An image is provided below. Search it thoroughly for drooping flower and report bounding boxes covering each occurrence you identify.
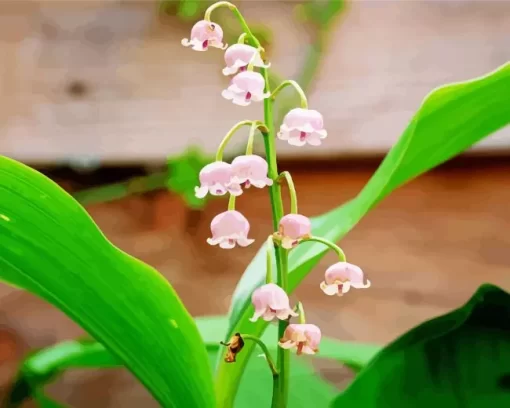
[181,20,227,51]
[231,155,273,189]
[278,108,327,147]
[222,44,270,76]
[276,214,312,249]
[195,161,242,199]
[249,283,298,322]
[320,262,371,296]
[221,71,270,106]
[207,210,254,249]
[278,324,321,355]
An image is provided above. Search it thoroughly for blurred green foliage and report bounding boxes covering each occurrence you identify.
[166,147,212,209]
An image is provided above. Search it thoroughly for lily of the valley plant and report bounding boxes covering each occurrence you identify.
[183,2,371,407]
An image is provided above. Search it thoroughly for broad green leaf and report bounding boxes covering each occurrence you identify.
[0,157,215,408]
[332,284,510,407]
[24,339,121,375]
[3,339,122,407]
[215,62,510,406]
[207,347,337,408]
[31,391,66,408]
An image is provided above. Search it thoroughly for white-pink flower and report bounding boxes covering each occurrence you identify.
[181,20,227,51]
[221,71,270,107]
[250,283,298,322]
[277,214,312,249]
[207,210,254,249]
[278,324,321,355]
[195,161,242,199]
[231,155,273,189]
[222,44,270,76]
[320,262,371,296]
[278,108,327,146]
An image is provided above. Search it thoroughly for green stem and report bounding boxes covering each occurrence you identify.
[276,171,298,214]
[299,236,347,261]
[216,120,267,161]
[270,80,308,109]
[205,2,261,49]
[296,302,306,325]
[241,334,279,376]
[266,235,274,284]
[245,122,258,155]
[261,66,289,408]
[206,4,288,406]
[228,194,236,211]
[237,32,247,44]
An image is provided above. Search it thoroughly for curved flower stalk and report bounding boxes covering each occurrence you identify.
[182,2,370,407]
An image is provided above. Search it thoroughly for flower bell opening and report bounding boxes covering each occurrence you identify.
[207,210,254,249]
[222,43,270,76]
[278,324,322,356]
[250,283,298,322]
[278,108,328,147]
[221,71,270,106]
[195,161,242,199]
[320,262,371,296]
[181,20,227,52]
[275,214,312,249]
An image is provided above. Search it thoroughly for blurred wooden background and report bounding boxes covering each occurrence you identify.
[0,0,509,164]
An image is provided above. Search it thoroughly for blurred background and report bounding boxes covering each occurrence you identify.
[1,0,510,406]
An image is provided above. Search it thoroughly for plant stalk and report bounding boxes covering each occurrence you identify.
[241,334,279,376]
[261,66,289,408]
[207,3,290,405]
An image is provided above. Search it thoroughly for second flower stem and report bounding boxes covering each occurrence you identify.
[276,171,298,214]
[261,66,290,408]
[241,334,279,376]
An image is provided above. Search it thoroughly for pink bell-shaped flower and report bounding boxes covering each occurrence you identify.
[207,210,254,249]
[221,71,270,107]
[278,108,328,147]
[195,161,242,199]
[231,155,273,189]
[249,283,298,322]
[222,44,270,76]
[278,324,321,355]
[320,262,371,296]
[277,214,312,249]
[181,20,227,52]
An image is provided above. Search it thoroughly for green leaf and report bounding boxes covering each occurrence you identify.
[23,339,121,376]
[31,391,66,408]
[332,284,510,407]
[0,157,215,408]
[3,339,122,407]
[5,316,379,407]
[215,62,510,406]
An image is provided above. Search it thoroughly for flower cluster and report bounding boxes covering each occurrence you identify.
[183,3,371,367]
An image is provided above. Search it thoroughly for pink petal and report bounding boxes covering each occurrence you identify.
[324,262,367,286]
